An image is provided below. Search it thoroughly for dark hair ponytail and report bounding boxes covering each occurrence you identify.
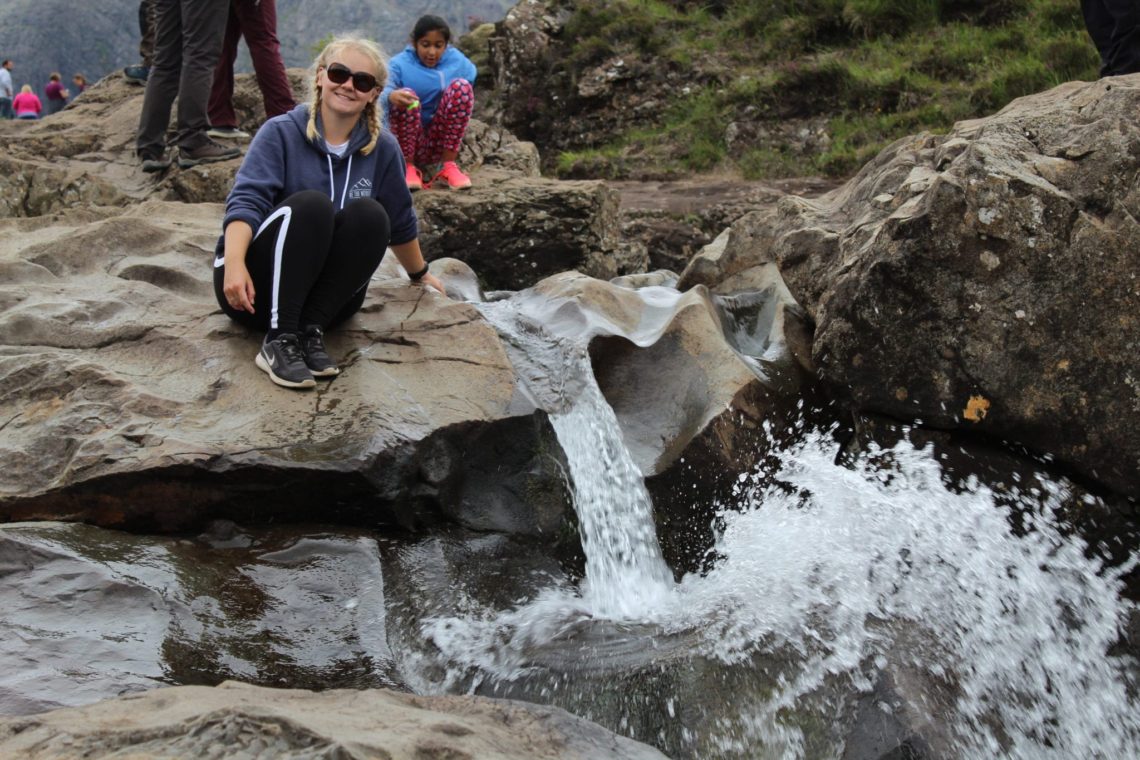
[412,14,451,44]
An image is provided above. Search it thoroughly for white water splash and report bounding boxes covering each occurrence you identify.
[442,292,1139,758]
[420,430,1139,758]
[667,431,1138,757]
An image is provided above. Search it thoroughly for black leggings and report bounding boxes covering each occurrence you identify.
[214,190,390,333]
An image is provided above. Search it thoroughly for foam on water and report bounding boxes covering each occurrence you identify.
[422,427,1138,757]
[667,431,1138,756]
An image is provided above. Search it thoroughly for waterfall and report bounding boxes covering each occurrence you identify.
[548,365,675,619]
[410,289,1139,759]
[477,297,674,620]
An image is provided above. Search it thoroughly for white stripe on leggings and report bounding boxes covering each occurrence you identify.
[254,206,293,330]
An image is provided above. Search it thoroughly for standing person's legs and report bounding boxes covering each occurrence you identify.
[0,98,12,119]
[207,0,242,130]
[136,0,183,158]
[1082,0,1140,76]
[139,0,157,67]
[174,0,229,151]
[239,0,296,118]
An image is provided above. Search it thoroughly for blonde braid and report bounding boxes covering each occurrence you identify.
[306,86,322,144]
[359,101,381,156]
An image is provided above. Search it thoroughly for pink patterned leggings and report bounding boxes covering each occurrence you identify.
[389,79,474,167]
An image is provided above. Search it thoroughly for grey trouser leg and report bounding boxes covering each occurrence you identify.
[136,0,228,156]
[138,0,157,66]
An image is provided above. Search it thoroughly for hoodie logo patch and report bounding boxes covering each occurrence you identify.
[348,177,373,199]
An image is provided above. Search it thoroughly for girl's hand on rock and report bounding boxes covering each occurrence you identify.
[224,262,256,313]
[420,272,446,295]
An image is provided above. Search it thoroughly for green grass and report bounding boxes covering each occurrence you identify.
[551,0,1101,180]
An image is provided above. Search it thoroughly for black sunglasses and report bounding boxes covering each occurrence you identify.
[324,63,378,92]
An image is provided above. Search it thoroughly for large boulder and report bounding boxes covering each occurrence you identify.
[0,679,668,759]
[0,200,569,537]
[680,76,1140,499]
[417,170,639,290]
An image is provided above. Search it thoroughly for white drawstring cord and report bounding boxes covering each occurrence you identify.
[341,156,352,209]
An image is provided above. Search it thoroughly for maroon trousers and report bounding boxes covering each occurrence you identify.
[207,0,295,128]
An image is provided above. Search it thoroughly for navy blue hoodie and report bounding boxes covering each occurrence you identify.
[216,104,417,260]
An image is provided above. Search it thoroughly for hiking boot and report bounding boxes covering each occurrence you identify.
[178,139,241,168]
[208,126,251,139]
[139,150,171,173]
[123,64,150,85]
[301,325,339,377]
[405,164,423,192]
[255,333,316,389]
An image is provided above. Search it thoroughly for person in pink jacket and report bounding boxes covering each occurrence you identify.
[12,85,41,119]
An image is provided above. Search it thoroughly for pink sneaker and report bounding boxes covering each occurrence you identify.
[405,164,423,192]
[432,161,472,191]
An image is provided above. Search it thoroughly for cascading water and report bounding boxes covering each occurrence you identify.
[404,289,1139,759]
[548,378,675,618]
[475,296,675,619]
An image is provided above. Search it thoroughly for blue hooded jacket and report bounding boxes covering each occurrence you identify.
[217,104,417,259]
[381,44,477,129]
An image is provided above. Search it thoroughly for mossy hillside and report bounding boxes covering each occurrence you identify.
[551,0,1099,180]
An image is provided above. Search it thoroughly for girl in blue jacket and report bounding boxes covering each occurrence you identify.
[216,35,445,390]
[382,14,477,192]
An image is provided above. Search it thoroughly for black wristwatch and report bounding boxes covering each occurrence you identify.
[408,262,429,281]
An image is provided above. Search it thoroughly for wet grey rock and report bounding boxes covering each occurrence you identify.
[417,171,639,290]
[0,522,402,715]
[0,200,570,536]
[502,271,823,573]
[680,76,1140,499]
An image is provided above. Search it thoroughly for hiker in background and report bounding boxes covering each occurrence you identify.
[13,85,41,119]
[207,0,296,140]
[72,73,88,98]
[1082,0,1140,76]
[0,60,13,119]
[44,73,69,116]
[216,35,444,390]
[136,0,240,173]
[124,0,156,85]
[382,14,476,192]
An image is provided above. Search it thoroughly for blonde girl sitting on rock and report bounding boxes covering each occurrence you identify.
[216,34,444,390]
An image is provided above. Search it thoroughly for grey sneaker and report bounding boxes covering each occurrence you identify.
[139,150,171,173]
[178,139,241,168]
[301,325,339,377]
[207,126,251,139]
[255,333,316,389]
